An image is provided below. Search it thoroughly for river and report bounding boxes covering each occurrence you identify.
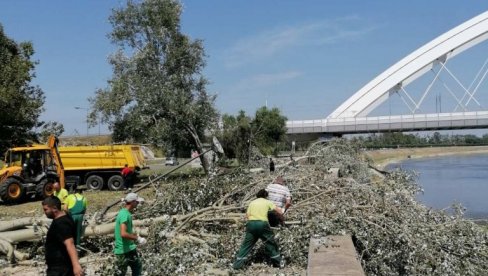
[386,154,488,219]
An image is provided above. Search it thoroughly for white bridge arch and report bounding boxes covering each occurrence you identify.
[287,10,488,136]
[329,10,488,119]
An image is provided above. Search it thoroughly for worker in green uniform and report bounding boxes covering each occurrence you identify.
[114,192,146,276]
[65,187,87,247]
[233,189,284,270]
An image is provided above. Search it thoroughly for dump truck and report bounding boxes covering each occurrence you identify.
[0,135,65,204]
[58,145,147,191]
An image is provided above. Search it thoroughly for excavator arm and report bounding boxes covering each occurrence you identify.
[47,135,65,189]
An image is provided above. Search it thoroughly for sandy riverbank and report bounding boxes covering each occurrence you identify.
[364,145,488,169]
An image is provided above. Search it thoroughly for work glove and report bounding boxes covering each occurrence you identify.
[137,236,147,245]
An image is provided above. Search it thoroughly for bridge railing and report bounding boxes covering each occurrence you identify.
[286,119,327,133]
[287,111,488,133]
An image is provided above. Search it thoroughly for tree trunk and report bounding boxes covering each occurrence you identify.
[186,124,210,175]
[0,216,170,244]
[0,217,49,232]
[0,216,171,262]
[0,239,29,263]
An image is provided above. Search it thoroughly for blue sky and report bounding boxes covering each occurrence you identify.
[1,1,488,136]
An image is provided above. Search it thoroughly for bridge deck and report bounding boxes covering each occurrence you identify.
[307,235,365,276]
[287,111,488,135]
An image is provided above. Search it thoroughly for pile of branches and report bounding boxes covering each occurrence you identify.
[1,139,487,275]
[97,139,487,275]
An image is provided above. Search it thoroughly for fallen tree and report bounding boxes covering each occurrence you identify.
[0,139,486,275]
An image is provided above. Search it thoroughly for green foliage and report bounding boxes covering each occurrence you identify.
[38,121,64,143]
[218,107,287,164]
[0,24,45,153]
[252,106,287,155]
[89,0,218,173]
[353,131,488,148]
[219,111,251,163]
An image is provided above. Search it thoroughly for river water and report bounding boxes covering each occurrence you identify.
[386,154,488,219]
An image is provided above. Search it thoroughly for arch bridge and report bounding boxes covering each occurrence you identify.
[288,10,488,138]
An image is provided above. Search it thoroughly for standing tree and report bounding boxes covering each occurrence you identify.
[251,106,287,156]
[0,24,45,153]
[218,111,252,163]
[89,0,218,174]
[219,107,287,164]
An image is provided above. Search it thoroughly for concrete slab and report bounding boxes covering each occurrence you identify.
[307,235,365,276]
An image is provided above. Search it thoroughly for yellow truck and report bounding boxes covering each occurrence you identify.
[0,140,147,204]
[59,145,147,191]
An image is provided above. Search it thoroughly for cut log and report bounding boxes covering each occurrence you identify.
[0,216,171,245]
[0,217,49,232]
[0,238,29,263]
[0,226,48,243]
[84,216,170,237]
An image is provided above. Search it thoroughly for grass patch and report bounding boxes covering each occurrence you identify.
[0,163,203,219]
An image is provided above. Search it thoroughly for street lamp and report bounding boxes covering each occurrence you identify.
[74,106,89,136]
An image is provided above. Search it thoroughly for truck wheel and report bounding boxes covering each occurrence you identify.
[36,178,55,199]
[86,175,104,190]
[0,178,25,204]
[107,175,124,191]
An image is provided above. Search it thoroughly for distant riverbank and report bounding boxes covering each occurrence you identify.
[365,146,488,169]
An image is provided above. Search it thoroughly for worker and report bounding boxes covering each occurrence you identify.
[121,164,134,190]
[266,176,292,227]
[114,192,146,276]
[266,176,292,212]
[290,154,297,168]
[42,196,83,276]
[269,158,275,173]
[65,187,87,247]
[27,151,42,177]
[53,181,69,210]
[233,189,284,270]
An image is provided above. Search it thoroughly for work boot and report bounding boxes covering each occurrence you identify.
[279,258,285,268]
[272,257,285,268]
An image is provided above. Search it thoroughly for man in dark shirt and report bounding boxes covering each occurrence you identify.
[42,196,83,276]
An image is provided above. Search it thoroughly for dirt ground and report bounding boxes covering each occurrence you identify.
[364,145,488,168]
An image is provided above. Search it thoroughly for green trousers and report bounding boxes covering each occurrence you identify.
[233,220,281,269]
[71,214,84,246]
[68,194,86,247]
[115,249,142,276]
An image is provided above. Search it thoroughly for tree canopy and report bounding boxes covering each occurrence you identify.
[352,131,488,148]
[252,106,288,154]
[89,0,218,173]
[219,107,287,163]
[0,24,45,153]
[38,121,65,143]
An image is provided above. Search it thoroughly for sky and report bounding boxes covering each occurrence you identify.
[1,0,488,136]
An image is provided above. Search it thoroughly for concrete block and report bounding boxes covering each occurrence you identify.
[307,235,365,276]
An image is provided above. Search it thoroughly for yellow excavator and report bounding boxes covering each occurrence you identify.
[0,135,65,204]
